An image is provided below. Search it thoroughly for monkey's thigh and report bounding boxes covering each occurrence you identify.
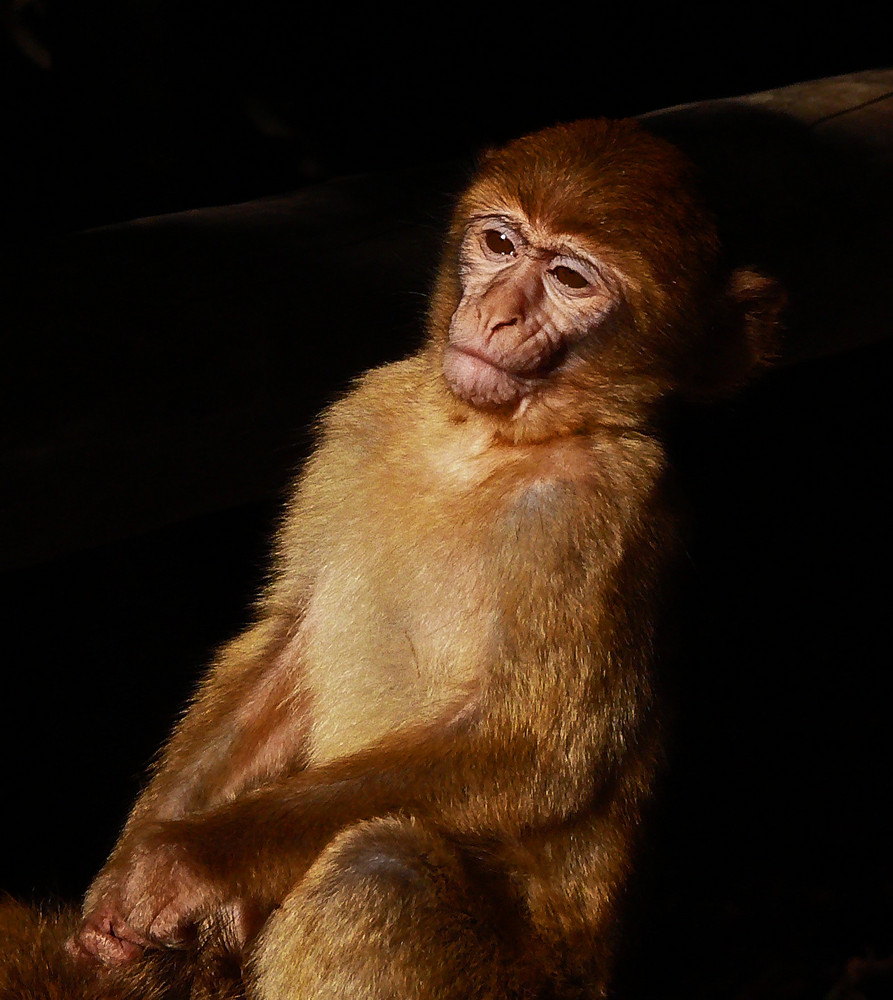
[248,816,521,1000]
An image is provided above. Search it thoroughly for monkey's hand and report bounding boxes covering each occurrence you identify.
[67,896,148,967]
[70,822,232,965]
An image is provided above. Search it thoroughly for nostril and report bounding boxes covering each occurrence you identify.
[489,317,519,334]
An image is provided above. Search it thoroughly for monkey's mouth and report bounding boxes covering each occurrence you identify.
[442,345,527,409]
[442,345,563,410]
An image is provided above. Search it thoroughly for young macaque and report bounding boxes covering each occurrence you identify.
[3,118,782,1000]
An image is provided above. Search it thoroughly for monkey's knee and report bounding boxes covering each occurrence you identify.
[248,817,505,1000]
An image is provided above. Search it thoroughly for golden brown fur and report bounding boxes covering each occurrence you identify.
[2,119,782,999]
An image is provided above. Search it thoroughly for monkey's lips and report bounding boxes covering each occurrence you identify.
[442,345,535,409]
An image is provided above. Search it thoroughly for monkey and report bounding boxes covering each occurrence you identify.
[1,118,783,1000]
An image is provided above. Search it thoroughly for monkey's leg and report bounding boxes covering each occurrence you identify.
[247,816,537,1000]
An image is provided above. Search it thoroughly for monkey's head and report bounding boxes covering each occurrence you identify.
[428,118,783,442]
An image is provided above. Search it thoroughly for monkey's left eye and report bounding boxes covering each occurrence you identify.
[484,230,516,256]
[551,265,589,290]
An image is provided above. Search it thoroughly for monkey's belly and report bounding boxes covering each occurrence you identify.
[299,556,490,766]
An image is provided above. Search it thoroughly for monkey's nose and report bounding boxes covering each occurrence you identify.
[488,316,520,336]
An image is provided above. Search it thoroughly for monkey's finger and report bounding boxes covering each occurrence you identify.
[66,918,146,966]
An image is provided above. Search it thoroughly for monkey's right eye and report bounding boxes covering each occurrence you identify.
[484,230,516,256]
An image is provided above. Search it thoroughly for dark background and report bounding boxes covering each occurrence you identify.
[3,3,891,237]
[2,4,892,998]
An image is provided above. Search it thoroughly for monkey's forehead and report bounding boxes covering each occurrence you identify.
[461,118,710,244]
[459,172,702,242]
[484,118,694,187]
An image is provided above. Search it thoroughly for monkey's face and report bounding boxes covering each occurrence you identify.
[429,119,782,441]
[443,212,625,413]
[429,120,727,439]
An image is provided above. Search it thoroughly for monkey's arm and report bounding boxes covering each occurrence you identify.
[77,594,663,964]
[74,600,317,966]
[108,465,335,830]
[117,407,369,832]
[121,612,310,825]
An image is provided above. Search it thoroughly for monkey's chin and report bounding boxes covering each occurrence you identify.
[442,345,528,411]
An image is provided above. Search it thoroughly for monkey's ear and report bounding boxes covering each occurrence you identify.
[691,268,786,399]
[727,267,786,374]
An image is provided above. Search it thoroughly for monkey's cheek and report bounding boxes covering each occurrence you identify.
[442,346,526,410]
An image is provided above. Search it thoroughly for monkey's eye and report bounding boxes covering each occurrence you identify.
[551,265,589,290]
[483,229,516,256]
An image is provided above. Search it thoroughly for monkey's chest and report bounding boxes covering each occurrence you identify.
[298,519,494,766]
